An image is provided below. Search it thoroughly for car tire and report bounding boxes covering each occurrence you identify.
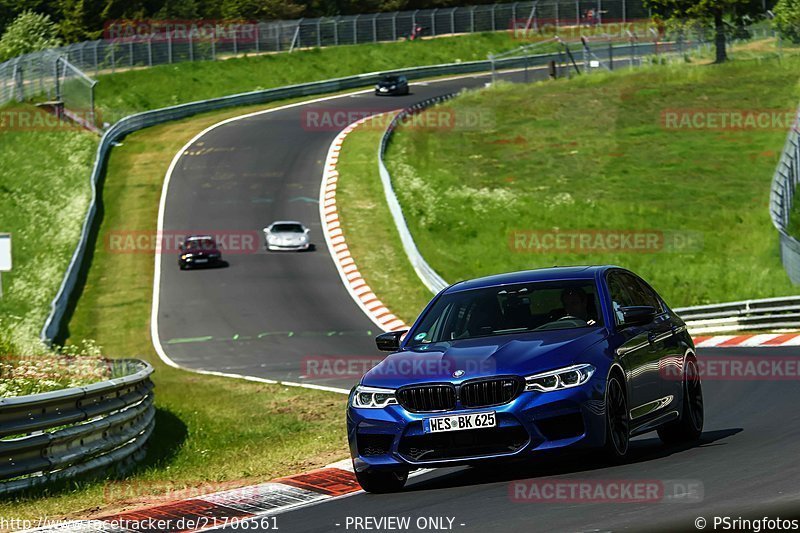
[657,358,703,445]
[603,374,629,460]
[179,262,187,270]
[355,468,408,493]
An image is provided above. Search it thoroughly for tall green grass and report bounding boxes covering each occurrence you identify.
[0,107,97,345]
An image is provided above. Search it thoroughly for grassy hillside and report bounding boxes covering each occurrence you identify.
[380,53,800,308]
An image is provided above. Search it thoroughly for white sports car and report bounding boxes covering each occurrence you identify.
[263,221,311,251]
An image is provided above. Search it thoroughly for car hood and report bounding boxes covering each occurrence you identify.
[361,328,608,389]
[184,247,220,255]
[268,232,307,241]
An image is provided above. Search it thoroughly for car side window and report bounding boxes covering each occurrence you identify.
[607,272,634,325]
[631,276,664,313]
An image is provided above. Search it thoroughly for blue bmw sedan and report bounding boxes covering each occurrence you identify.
[347,266,704,493]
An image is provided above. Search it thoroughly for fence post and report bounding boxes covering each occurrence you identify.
[317,20,322,47]
[555,1,560,28]
[470,6,475,33]
[372,14,377,41]
[168,34,173,63]
[277,22,282,51]
[147,38,152,66]
[451,8,455,34]
[491,4,497,31]
[189,34,194,61]
[576,0,580,26]
[110,44,116,72]
[233,26,238,54]
[255,24,260,53]
[432,9,437,36]
[623,0,627,23]
[354,15,359,44]
[93,42,99,77]
[129,41,134,66]
[392,13,397,40]
[335,18,340,45]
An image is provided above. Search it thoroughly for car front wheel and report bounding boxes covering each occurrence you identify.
[658,358,703,444]
[603,374,629,460]
[355,468,408,493]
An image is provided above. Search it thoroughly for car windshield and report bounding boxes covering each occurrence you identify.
[407,280,603,346]
[271,224,304,233]
[382,76,399,83]
[185,238,215,250]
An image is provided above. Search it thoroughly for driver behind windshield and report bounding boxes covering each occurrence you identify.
[560,287,594,324]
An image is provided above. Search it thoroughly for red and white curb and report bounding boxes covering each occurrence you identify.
[23,463,362,532]
[693,333,800,348]
[23,460,432,532]
[319,114,408,333]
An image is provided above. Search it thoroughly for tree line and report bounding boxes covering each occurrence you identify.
[0,0,517,43]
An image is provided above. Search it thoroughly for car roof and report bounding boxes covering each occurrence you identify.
[269,221,305,227]
[443,266,618,294]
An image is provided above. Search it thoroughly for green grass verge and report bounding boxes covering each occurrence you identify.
[335,115,434,326]
[94,31,557,121]
[0,108,97,346]
[381,53,800,310]
[0,100,351,521]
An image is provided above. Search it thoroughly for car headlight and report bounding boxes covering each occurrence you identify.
[525,364,595,392]
[351,385,397,408]
[181,254,189,260]
[390,85,396,89]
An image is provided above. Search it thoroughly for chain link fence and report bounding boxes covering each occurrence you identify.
[0,0,652,109]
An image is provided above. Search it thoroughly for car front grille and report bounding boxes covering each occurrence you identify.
[397,385,456,412]
[398,425,529,462]
[460,378,522,408]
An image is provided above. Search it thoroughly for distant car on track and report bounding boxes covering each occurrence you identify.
[263,221,311,251]
[375,75,409,96]
[178,235,222,270]
[347,266,703,493]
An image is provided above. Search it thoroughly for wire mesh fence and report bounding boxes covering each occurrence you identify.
[0,0,655,109]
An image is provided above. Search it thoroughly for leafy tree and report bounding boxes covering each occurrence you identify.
[646,0,767,63]
[0,10,61,60]
[773,0,800,43]
[221,0,304,20]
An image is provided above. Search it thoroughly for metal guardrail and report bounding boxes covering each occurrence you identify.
[0,359,154,495]
[40,41,665,343]
[770,108,800,284]
[675,296,800,334]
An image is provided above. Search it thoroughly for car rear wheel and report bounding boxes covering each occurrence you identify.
[355,468,408,493]
[658,358,703,445]
[603,374,629,460]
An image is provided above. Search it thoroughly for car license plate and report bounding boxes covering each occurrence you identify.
[194,258,208,263]
[426,411,496,433]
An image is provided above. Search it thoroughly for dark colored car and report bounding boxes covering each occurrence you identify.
[347,266,703,493]
[375,75,410,96]
[178,235,222,270]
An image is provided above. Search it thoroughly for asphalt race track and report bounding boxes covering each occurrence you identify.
[155,69,533,390]
[215,347,800,532]
[155,73,800,530]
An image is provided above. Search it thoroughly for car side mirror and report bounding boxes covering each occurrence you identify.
[304,228,310,233]
[376,330,407,352]
[620,306,656,327]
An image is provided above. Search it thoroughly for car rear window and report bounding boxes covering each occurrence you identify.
[271,224,304,233]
